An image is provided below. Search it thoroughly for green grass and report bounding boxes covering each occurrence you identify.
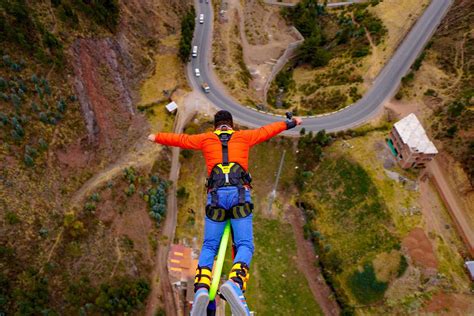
[301,156,399,305]
[222,214,322,315]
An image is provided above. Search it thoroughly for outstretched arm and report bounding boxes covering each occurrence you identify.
[242,118,302,146]
[147,132,207,150]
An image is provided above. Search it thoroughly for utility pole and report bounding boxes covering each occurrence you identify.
[268,150,286,213]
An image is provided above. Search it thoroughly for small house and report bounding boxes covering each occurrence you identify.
[388,113,438,168]
[465,261,474,281]
[166,101,178,113]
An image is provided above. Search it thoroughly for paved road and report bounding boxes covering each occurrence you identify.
[189,0,452,135]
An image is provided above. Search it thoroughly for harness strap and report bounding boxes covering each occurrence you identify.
[238,186,245,204]
[220,133,231,166]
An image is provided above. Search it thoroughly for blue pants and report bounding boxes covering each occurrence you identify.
[198,186,254,269]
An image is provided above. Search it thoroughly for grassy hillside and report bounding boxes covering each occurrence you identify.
[294,128,472,314]
[396,0,473,185]
[0,0,190,314]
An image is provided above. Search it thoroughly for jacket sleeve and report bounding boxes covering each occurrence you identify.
[241,121,287,147]
[154,132,207,150]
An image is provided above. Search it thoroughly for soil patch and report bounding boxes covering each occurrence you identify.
[402,227,438,273]
[424,292,474,315]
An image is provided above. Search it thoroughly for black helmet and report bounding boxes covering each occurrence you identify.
[214,110,233,128]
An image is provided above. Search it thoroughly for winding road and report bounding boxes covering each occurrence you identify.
[188,0,452,134]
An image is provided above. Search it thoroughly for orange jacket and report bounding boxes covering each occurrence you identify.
[154,121,287,175]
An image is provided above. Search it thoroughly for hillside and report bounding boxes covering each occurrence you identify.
[0,0,189,314]
[392,0,473,222]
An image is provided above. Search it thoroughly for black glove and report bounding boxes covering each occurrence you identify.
[286,119,297,130]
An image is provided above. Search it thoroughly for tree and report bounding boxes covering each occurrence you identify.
[297,37,331,68]
[24,154,34,167]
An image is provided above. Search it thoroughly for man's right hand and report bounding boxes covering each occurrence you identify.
[293,117,302,125]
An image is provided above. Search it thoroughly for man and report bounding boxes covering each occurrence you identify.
[148,110,302,315]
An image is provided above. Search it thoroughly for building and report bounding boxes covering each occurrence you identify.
[165,101,178,113]
[465,261,474,281]
[168,244,199,315]
[388,113,438,169]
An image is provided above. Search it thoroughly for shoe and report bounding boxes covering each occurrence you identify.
[220,280,250,316]
[190,288,209,316]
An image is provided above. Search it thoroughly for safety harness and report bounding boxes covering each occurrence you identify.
[205,129,253,222]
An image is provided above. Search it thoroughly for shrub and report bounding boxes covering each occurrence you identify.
[56,99,66,113]
[94,278,150,314]
[89,192,100,202]
[395,90,403,100]
[74,0,120,31]
[0,112,8,125]
[84,202,96,213]
[412,51,426,71]
[25,145,38,158]
[5,211,21,224]
[424,89,437,97]
[38,138,48,151]
[352,46,370,58]
[24,154,34,167]
[401,72,415,85]
[177,186,189,200]
[126,183,136,196]
[446,124,458,138]
[347,262,388,304]
[397,255,408,277]
[12,269,54,315]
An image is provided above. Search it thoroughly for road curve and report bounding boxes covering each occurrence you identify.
[189,0,452,135]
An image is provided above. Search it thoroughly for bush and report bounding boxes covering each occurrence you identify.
[75,0,120,31]
[412,51,426,71]
[352,46,370,58]
[38,138,48,151]
[12,269,54,315]
[5,211,21,224]
[84,202,96,213]
[424,89,437,97]
[347,262,388,304]
[24,154,34,167]
[94,278,150,314]
[297,37,331,67]
[401,72,415,85]
[397,255,408,277]
[126,183,136,196]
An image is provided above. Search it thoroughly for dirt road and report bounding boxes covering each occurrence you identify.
[287,206,340,316]
[427,158,474,256]
[146,100,198,316]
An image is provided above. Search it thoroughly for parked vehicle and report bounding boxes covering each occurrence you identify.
[201,82,210,93]
[199,14,204,24]
[195,68,200,77]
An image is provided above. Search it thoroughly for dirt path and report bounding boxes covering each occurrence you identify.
[43,138,161,267]
[146,95,199,316]
[427,158,474,256]
[286,206,340,316]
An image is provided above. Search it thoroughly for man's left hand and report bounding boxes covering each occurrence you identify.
[147,134,156,142]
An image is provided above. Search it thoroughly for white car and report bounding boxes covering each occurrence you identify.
[195,68,200,77]
[192,46,198,57]
[199,14,204,24]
